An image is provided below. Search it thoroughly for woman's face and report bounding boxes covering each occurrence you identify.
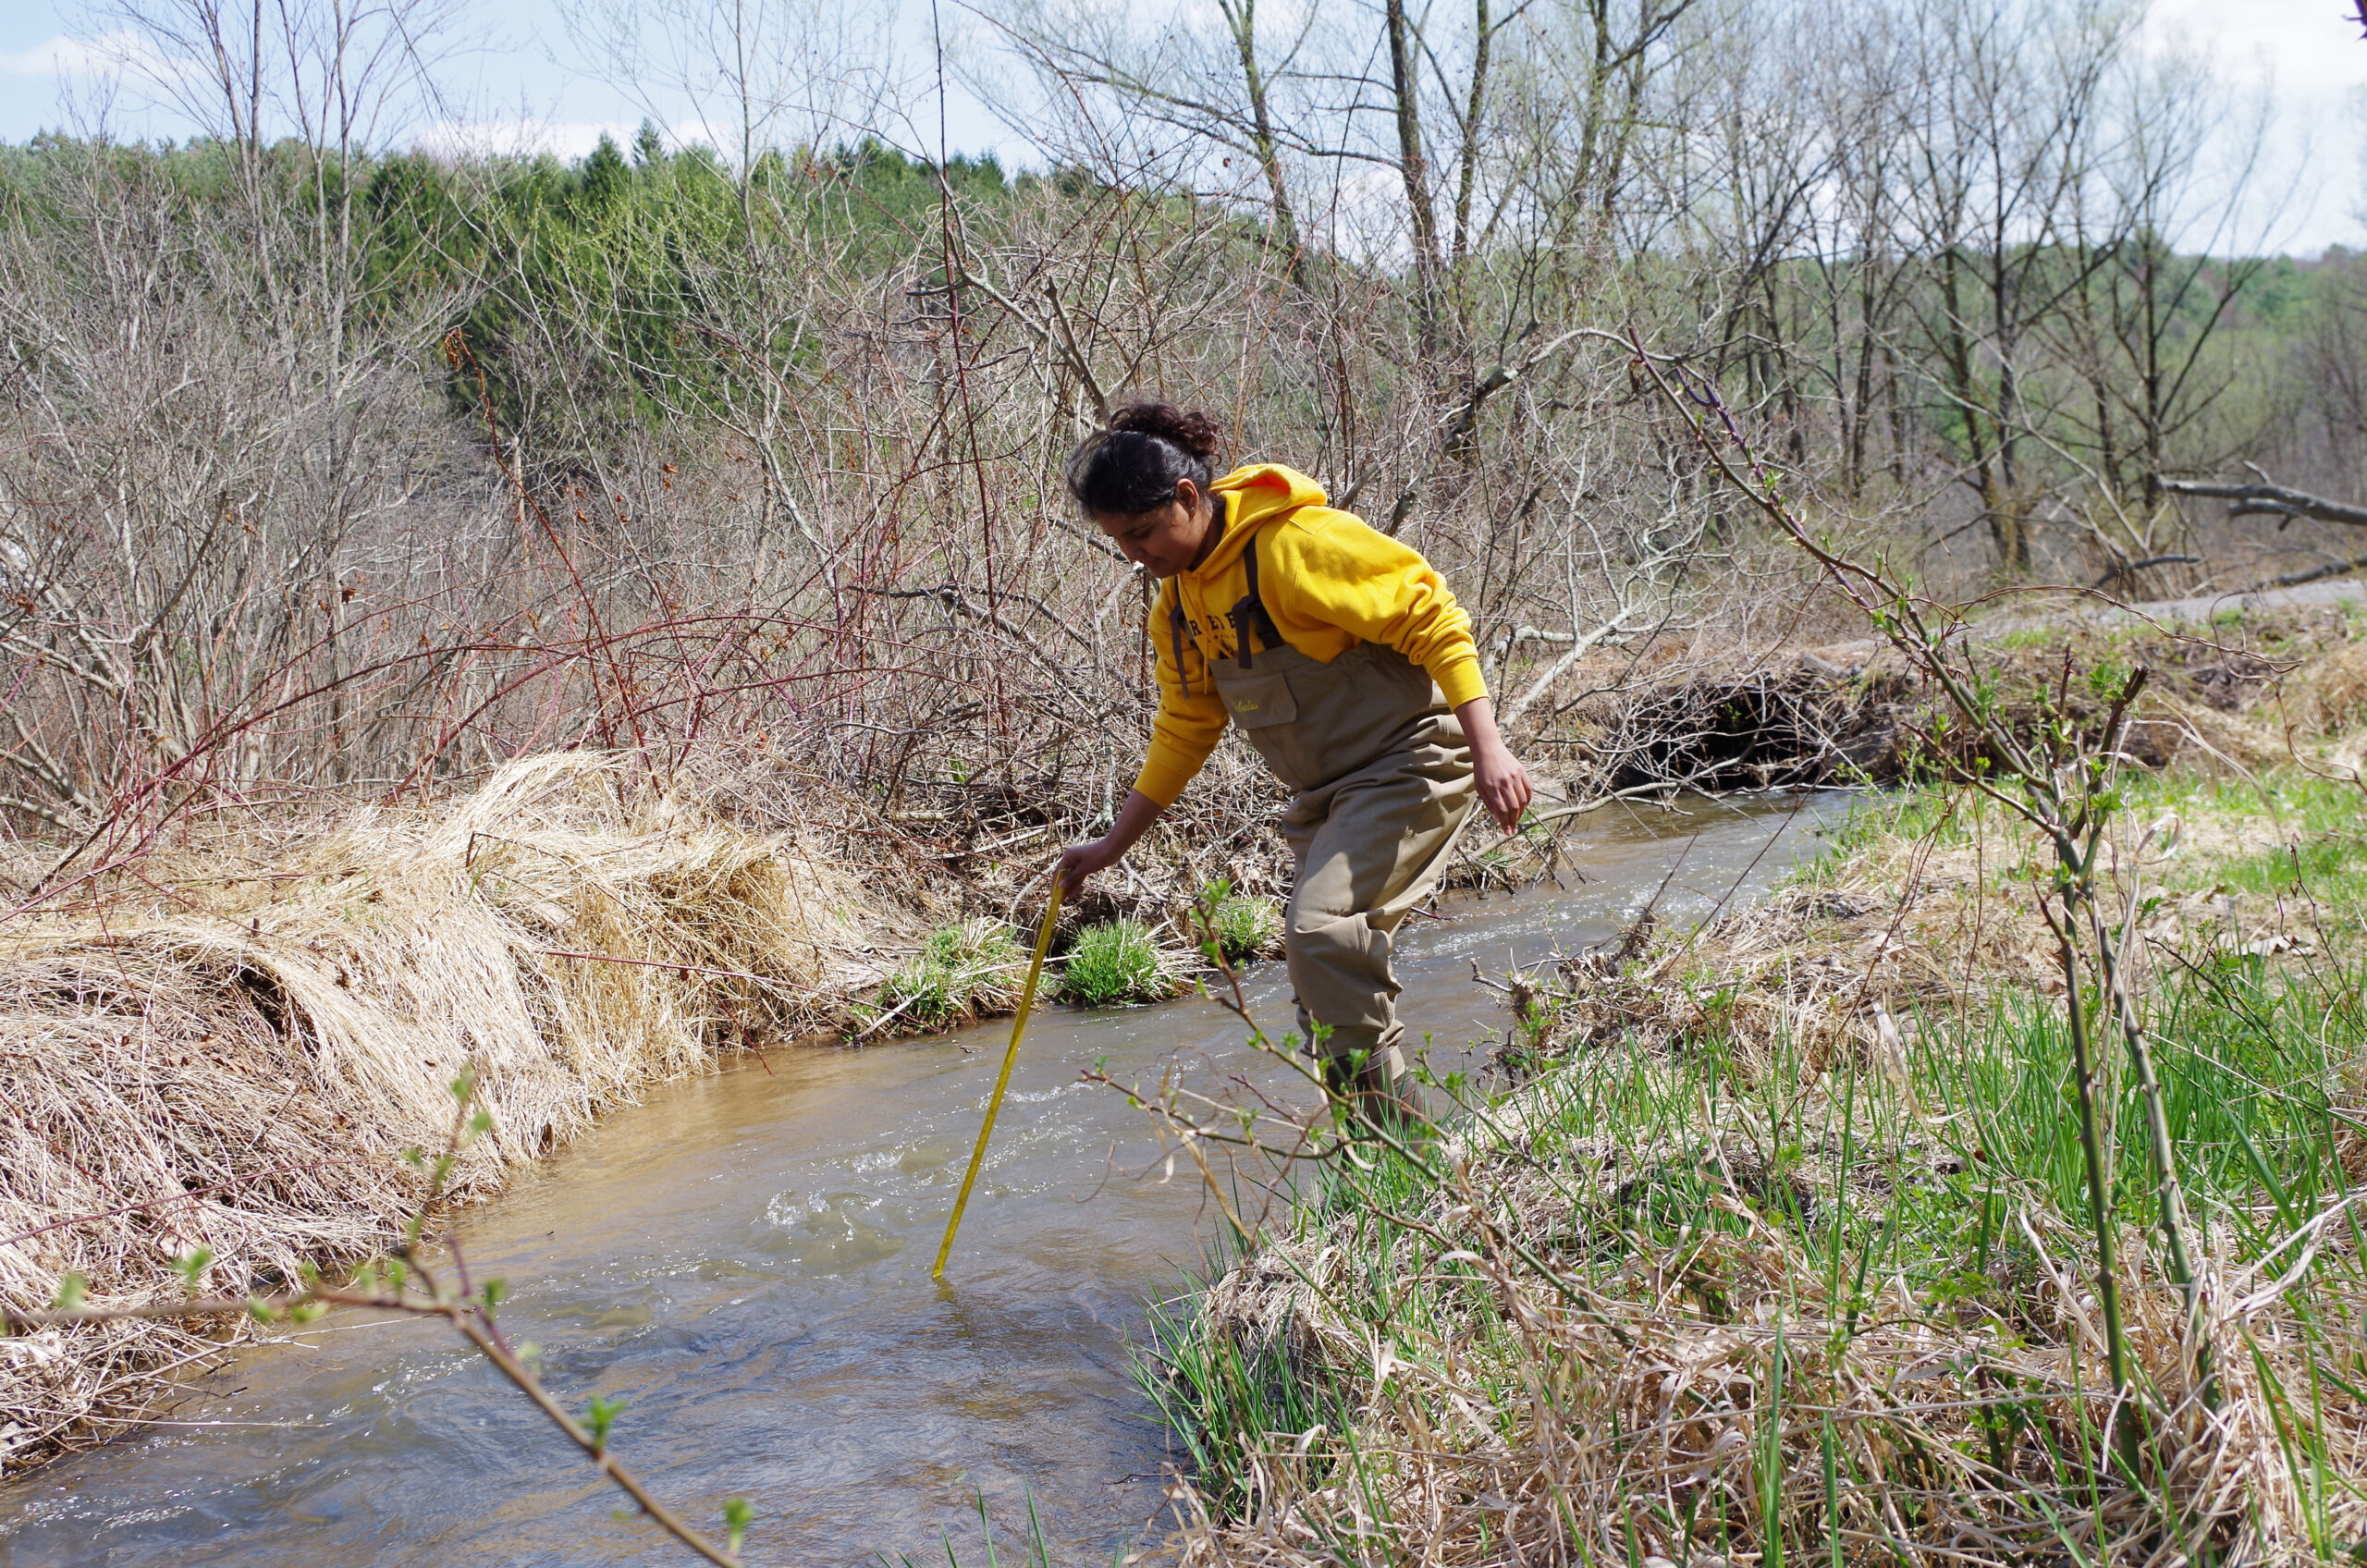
[1092,479,1217,579]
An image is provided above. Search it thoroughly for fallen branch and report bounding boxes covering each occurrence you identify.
[2252,554,2367,592]
[2091,555,2201,589]
[2159,476,2367,530]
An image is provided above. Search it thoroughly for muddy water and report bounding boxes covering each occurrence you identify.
[0,791,1847,1568]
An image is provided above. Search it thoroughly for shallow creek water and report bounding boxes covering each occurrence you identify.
[1,791,1848,1568]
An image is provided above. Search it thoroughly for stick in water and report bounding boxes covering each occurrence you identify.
[931,884,1064,1280]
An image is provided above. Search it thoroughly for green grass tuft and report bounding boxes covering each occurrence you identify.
[1057,918,1177,1007]
[1206,893,1281,962]
[867,918,1022,1031]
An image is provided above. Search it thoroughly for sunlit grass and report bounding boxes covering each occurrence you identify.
[1139,772,2367,1561]
[1056,918,1178,1008]
[867,918,1023,1031]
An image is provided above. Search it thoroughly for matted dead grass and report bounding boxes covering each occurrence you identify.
[1156,786,2367,1565]
[0,752,886,1472]
[1168,1167,2354,1564]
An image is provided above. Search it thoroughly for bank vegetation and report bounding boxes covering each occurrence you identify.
[1128,595,2367,1565]
[2,0,2365,1536]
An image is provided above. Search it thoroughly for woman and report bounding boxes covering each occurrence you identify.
[1054,403,1533,1110]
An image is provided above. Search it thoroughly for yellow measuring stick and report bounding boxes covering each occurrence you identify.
[931,883,1064,1280]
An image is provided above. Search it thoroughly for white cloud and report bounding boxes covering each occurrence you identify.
[2135,0,2367,256]
[0,30,199,83]
[413,117,635,160]
[412,116,745,163]
[2141,0,2367,102]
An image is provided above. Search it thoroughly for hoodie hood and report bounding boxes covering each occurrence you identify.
[1196,463,1329,578]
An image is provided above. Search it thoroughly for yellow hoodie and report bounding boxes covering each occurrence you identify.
[1134,463,1487,806]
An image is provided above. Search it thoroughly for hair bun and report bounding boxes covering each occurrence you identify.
[1109,401,1220,462]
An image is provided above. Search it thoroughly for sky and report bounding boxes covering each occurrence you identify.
[2137,0,2367,254]
[0,0,2361,255]
[0,0,1027,169]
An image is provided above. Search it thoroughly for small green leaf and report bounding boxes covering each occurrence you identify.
[584,1392,626,1452]
[723,1495,754,1553]
[174,1248,214,1291]
[51,1272,87,1312]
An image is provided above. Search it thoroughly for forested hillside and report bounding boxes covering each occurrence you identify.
[0,0,2359,847]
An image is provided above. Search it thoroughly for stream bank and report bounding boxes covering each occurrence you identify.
[1150,766,2367,1565]
[0,589,2348,1488]
[0,793,1846,1564]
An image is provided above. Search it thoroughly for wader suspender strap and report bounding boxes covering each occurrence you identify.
[1229,532,1286,670]
[1163,506,1286,692]
[1166,582,1192,696]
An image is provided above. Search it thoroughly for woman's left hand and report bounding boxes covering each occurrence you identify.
[1453,695,1532,833]
[1472,737,1533,833]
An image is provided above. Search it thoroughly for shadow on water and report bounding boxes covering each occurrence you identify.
[0,790,1851,1567]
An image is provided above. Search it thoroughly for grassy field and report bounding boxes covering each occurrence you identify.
[1139,767,2367,1564]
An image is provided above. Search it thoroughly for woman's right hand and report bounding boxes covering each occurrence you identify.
[1055,836,1123,900]
[1053,790,1165,900]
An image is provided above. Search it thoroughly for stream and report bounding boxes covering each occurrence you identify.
[0,790,1849,1568]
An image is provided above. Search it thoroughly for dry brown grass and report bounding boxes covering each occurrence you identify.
[1170,1179,2348,1564]
[0,751,885,1471]
[2264,643,2367,739]
[1151,781,2367,1566]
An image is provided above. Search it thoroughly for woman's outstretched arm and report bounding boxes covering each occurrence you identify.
[1055,789,1165,898]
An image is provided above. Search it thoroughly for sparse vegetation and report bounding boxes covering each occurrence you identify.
[1138,770,2367,1562]
[869,919,1024,1032]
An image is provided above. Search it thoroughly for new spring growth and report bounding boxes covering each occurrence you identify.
[584,1393,625,1452]
[723,1496,753,1554]
[175,1248,214,1291]
[49,1272,86,1312]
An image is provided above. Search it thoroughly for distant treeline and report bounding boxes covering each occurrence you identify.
[0,0,2362,839]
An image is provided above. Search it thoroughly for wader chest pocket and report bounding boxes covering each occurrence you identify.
[1221,672,1297,729]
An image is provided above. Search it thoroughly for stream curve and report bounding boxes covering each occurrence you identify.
[0,790,1846,1567]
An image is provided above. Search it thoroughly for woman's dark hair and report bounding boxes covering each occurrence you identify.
[1065,402,1221,516]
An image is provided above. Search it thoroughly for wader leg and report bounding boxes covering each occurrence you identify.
[1282,744,1477,1117]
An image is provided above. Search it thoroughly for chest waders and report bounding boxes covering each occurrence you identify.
[1168,526,1479,1108]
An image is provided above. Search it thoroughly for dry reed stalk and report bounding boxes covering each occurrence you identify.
[1171,1182,2357,1564]
[1155,784,2367,1565]
[0,752,881,1472]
